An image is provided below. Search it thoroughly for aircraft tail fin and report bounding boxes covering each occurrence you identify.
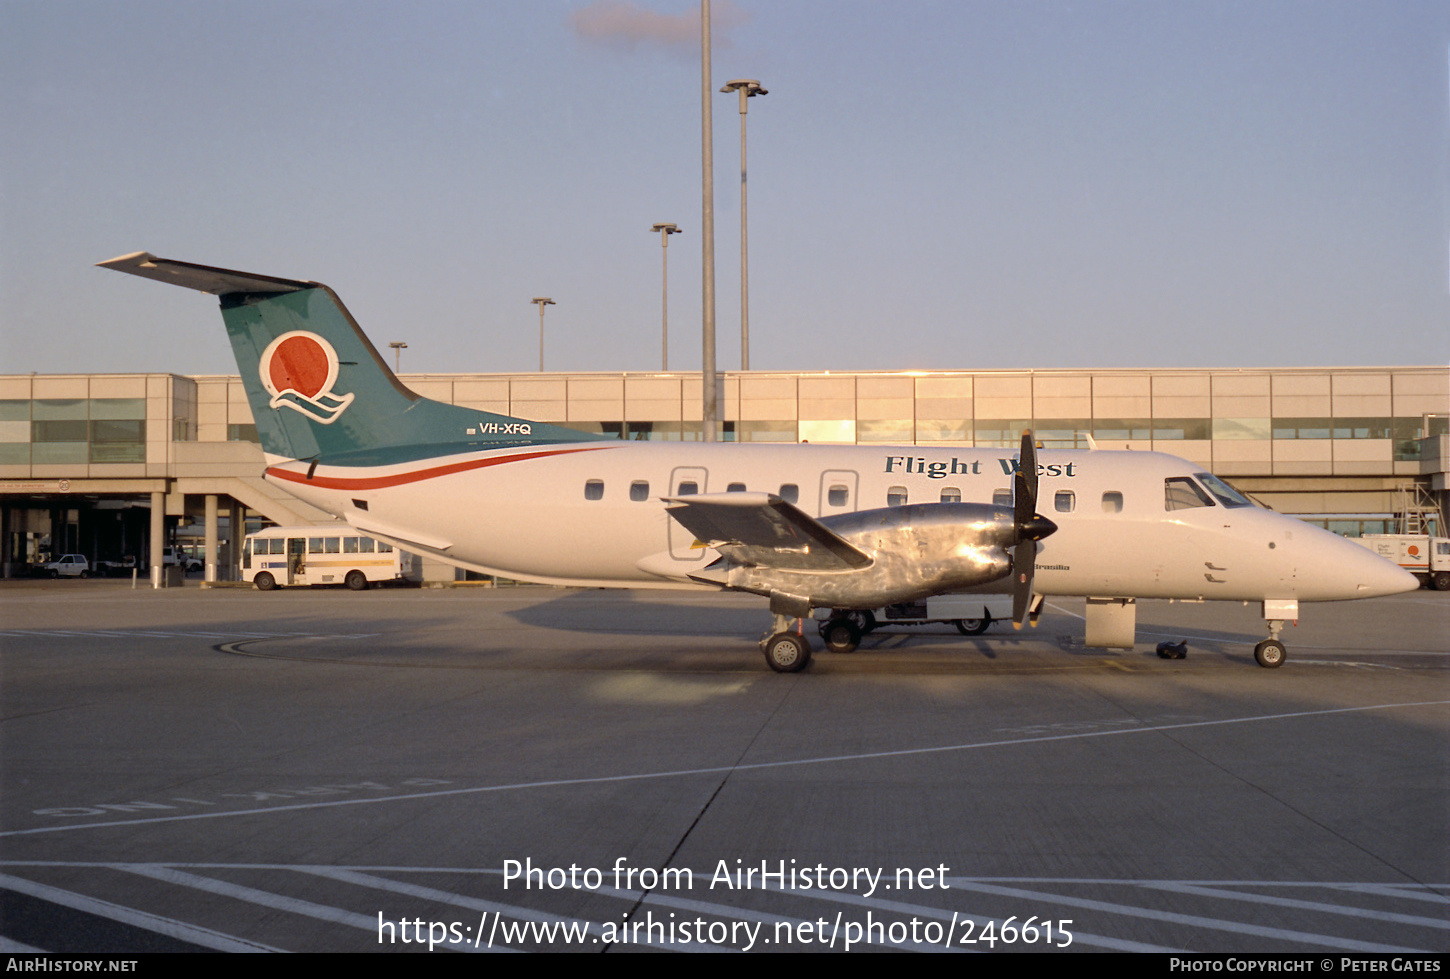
[98,252,603,462]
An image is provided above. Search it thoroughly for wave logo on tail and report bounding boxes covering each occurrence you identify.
[258,331,355,425]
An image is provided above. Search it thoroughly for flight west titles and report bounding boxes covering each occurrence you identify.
[883,455,1078,479]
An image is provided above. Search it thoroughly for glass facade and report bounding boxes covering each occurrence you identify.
[2,398,147,464]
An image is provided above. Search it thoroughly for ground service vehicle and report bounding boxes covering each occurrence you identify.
[241,527,418,590]
[818,595,1017,652]
[39,554,90,578]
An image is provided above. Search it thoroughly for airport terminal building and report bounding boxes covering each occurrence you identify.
[1,365,1446,581]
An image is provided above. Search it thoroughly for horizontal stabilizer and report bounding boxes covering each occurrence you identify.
[98,252,312,296]
[664,493,871,572]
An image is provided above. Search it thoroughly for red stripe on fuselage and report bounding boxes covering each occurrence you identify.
[265,445,615,490]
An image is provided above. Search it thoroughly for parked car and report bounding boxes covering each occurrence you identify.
[40,554,91,578]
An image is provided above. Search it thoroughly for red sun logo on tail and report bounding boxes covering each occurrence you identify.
[258,331,355,424]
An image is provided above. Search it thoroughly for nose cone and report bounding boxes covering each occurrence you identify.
[1316,532,1420,600]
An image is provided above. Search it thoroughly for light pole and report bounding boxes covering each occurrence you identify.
[388,341,408,372]
[531,298,554,371]
[701,0,716,441]
[650,223,681,370]
[720,78,766,371]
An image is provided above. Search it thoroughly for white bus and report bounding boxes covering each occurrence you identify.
[241,527,419,591]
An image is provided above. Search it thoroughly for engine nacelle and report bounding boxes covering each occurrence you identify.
[698,503,1018,611]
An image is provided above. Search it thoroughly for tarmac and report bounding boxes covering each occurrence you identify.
[1,579,1446,953]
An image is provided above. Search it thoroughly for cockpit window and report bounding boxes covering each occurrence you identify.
[1195,472,1254,508]
[1165,477,1214,511]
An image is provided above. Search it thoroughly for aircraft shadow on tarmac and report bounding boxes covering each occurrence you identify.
[501,590,1271,667]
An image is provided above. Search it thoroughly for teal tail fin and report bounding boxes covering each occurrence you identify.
[98,252,603,462]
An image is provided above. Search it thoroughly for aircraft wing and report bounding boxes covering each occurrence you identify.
[664,493,872,572]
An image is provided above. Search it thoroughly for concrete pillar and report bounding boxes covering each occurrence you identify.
[149,490,164,589]
[204,494,218,583]
[227,499,243,581]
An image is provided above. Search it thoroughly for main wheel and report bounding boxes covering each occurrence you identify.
[955,614,991,636]
[1254,639,1286,669]
[763,633,812,673]
[820,609,877,638]
[345,570,368,591]
[254,572,277,591]
[822,619,862,653]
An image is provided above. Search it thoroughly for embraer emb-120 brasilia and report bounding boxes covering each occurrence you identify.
[99,251,1417,672]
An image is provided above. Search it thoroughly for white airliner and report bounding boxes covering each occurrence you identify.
[99,251,1417,672]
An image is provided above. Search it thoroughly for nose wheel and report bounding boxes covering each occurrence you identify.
[1254,620,1287,668]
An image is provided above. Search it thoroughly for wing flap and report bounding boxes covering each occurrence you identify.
[664,493,871,571]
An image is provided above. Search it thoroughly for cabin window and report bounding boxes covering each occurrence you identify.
[992,488,1012,506]
[828,485,850,507]
[629,480,649,502]
[1054,490,1075,512]
[1164,477,1214,511]
[727,482,746,492]
[584,479,604,501]
[678,480,698,496]
[939,487,961,503]
[1101,491,1123,513]
[778,483,799,504]
[887,486,908,507]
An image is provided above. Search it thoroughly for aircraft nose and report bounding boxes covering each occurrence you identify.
[1330,534,1420,599]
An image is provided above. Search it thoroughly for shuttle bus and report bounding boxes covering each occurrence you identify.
[241,527,419,590]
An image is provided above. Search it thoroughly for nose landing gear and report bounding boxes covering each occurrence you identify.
[1254,619,1287,668]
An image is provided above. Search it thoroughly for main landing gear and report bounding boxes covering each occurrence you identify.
[761,614,813,673]
[817,609,875,654]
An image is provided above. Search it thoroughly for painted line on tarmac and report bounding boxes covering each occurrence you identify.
[0,871,279,952]
[5,699,1447,839]
[113,864,494,953]
[1139,880,1450,930]
[941,879,1427,953]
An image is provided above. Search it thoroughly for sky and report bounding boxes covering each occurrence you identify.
[3,0,1448,378]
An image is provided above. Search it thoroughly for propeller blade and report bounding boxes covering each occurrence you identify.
[1014,430,1038,532]
[1011,430,1056,628]
[1012,538,1035,626]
